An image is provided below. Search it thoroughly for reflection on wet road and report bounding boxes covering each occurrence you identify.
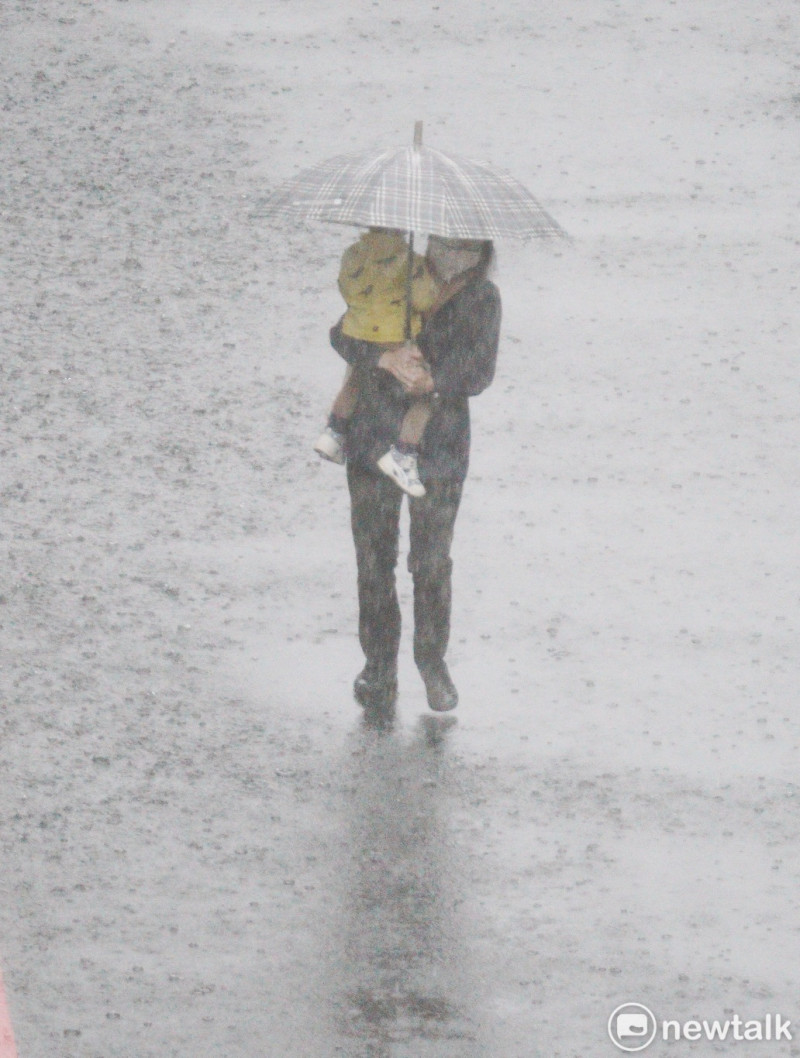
[326,713,489,1057]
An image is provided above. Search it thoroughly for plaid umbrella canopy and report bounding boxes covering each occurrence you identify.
[260,123,566,338]
[260,122,566,240]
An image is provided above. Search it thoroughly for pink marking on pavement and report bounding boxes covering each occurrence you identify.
[0,968,18,1058]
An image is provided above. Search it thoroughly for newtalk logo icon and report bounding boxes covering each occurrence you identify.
[608,1004,658,1052]
[608,1002,793,1051]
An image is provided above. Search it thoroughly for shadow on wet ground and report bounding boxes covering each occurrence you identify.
[326,711,490,1057]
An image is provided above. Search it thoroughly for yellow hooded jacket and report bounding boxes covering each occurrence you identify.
[338,230,439,343]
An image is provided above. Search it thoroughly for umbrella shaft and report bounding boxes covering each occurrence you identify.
[404,230,414,342]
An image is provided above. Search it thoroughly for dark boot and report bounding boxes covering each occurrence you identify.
[419,659,458,712]
[353,661,398,710]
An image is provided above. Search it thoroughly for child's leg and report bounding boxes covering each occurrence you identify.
[330,365,357,425]
[398,396,433,447]
[377,397,431,496]
[315,366,357,463]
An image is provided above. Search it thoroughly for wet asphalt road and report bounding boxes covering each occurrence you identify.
[3,2,800,1056]
[0,682,529,1057]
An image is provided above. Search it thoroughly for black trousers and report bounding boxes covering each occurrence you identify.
[347,461,463,673]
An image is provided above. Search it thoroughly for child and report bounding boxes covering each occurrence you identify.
[313,228,439,497]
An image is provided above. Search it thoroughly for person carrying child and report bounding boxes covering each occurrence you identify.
[330,234,500,713]
[313,227,439,496]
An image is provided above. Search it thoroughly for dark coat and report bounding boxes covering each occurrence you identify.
[330,276,501,483]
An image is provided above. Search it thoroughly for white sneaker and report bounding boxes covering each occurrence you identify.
[377,445,426,497]
[314,426,346,465]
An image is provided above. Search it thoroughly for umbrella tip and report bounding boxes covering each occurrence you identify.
[413,120,423,148]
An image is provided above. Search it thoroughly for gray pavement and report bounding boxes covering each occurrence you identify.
[2,2,799,1056]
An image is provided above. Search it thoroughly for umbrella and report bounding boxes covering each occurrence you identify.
[259,122,567,336]
[260,122,566,241]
